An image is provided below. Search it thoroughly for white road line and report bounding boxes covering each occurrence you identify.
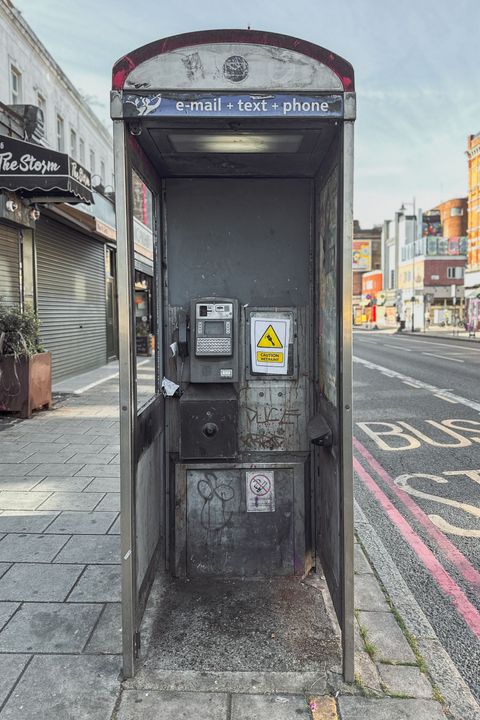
[387,344,412,352]
[382,337,480,352]
[422,352,464,363]
[402,381,421,388]
[433,394,458,404]
[353,355,480,412]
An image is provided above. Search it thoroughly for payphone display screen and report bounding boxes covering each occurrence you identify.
[204,321,224,336]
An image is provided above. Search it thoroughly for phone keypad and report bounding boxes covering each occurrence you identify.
[196,337,232,356]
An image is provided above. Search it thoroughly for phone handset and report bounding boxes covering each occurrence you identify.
[177,310,189,360]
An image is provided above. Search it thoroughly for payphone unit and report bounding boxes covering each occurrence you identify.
[189,297,239,383]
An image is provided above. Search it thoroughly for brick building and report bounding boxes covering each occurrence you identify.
[465,132,480,332]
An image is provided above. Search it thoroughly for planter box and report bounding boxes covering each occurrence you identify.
[0,352,52,419]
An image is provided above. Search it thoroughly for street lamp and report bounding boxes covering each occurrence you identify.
[400,199,416,332]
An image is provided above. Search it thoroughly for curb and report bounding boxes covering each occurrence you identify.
[399,331,480,343]
[354,501,479,720]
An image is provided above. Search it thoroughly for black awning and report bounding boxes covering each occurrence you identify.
[0,134,93,204]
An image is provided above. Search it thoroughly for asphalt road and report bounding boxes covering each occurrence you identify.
[353,331,480,700]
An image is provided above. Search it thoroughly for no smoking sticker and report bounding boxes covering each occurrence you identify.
[246,470,275,512]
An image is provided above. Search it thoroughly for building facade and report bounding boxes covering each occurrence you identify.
[352,221,382,324]
[465,132,480,332]
[0,0,127,381]
[381,200,467,330]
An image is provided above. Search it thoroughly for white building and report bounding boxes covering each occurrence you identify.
[0,0,113,187]
[0,0,121,381]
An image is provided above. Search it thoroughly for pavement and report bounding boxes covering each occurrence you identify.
[0,358,477,718]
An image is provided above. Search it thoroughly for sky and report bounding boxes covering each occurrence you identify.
[12,0,480,228]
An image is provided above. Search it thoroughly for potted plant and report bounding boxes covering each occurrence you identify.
[0,303,52,419]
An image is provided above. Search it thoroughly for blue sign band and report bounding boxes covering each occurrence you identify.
[123,93,344,119]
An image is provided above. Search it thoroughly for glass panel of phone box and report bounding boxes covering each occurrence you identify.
[132,170,156,409]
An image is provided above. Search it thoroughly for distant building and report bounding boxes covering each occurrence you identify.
[352,221,382,324]
[465,132,480,332]
[381,200,467,330]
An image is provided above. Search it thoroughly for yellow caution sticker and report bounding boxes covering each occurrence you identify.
[257,324,283,349]
[257,351,284,363]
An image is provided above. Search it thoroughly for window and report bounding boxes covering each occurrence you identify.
[100,160,105,184]
[90,149,95,174]
[10,65,22,104]
[79,138,85,165]
[56,115,64,151]
[450,207,464,217]
[447,266,464,279]
[70,129,77,158]
[37,93,46,127]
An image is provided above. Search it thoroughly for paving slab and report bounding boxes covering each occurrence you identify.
[84,477,120,493]
[0,465,41,477]
[54,434,104,445]
[67,564,121,602]
[0,602,103,652]
[0,654,121,720]
[0,510,59,533]
[20,451,76,464]
[37,491,105,511]
[54,534,120,564]
[337,696,445,719]
[0,532,68,562]
[19,442,70,453]
[107,514,121,534]
[26,463,86,477]
[232,693,311,719]
[84,602,121,654]
[377,664,433,699]
[0,653,31,707]
[0,562,83,601]
[357,611,416,664]
[0,564,12,580]
[45,511,118,534]
[0,491,52,510]
[31,476,94,492]
[0,452,42,464]
[0,476,44,491]
[75,464,120,477]
[354,575,390,612]
[94,493,120,511]
[354,544,373,575]
[116,690,228,720]
[0,601,19,629]
[66,452,117,465]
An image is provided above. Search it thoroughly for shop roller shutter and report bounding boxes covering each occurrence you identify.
[35,215,106,381]
[0,225,20,306]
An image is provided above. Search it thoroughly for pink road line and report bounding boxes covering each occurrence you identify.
[353,456,480,639]
[354,437,480,594]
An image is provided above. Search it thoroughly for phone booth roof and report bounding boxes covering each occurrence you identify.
[112,29,354,93]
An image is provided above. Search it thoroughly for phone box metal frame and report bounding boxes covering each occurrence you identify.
[111,29,355,682]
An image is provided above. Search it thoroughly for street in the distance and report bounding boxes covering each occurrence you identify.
[353,330,480,701]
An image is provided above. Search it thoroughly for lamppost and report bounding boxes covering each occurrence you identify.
[400,199,416,332]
